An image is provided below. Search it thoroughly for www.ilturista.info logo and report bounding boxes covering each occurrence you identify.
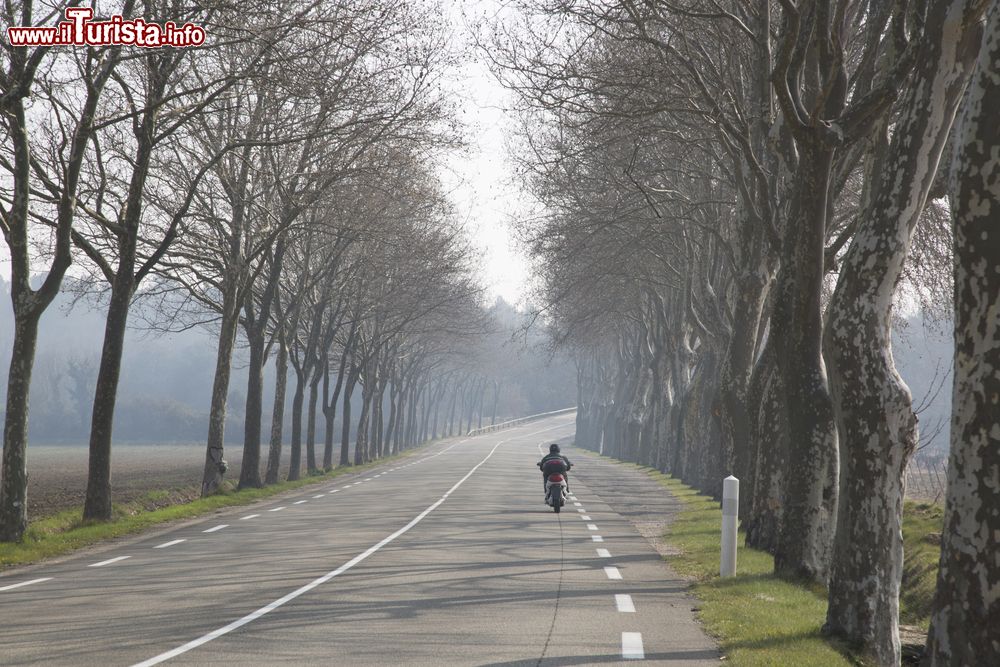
[6,7,205,48]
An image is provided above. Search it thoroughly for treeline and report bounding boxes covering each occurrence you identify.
[0,0,575,547]
[489,1,998,665]
[0,283,574,445]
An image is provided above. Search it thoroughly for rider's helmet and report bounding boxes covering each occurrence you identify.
[549,443,560,454]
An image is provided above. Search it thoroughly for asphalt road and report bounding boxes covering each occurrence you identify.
[0,413,719,666]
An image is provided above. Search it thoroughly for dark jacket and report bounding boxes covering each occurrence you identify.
[538,453,572,476]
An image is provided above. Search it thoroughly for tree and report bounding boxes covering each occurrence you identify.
[925,2,1000,661]
[0,2,128,540]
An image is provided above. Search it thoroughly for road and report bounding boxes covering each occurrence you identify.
[0,413,719,665]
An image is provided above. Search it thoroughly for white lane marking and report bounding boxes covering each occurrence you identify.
[604,566,622,580]
[581,515,591,521]
[203,525,228,533]
[268,507,286,512]
[615,594,636,612]
[573,502,582,507]
[131,439,509,667]
[90,555,131,568]
[313,495,324,499]
[293,500,308,505]
[596,548,611,558]
[587,524,598,531]
[0,577,52,591]
[330,489,340,493]
[577,509,586,514]
[343,484,353,488]
[622,632,644,659]
[240,514,260,521]
[592,535,604,542]
[154,539,186,549]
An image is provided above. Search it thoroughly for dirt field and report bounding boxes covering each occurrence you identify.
[24,444,294,520]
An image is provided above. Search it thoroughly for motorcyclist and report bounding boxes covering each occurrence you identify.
[538,443,572,495]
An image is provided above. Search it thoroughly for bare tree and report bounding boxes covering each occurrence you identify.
[0,2,129,540]
[925,2,1000,661]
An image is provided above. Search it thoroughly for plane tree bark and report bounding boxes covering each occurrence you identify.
[925,3,1000,661]
[822,0,989,661]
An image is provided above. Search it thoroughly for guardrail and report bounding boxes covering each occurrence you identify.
[466,407,577,437]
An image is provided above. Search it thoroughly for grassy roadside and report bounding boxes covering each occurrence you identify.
[574,450,943,666]
[0,446,426,570]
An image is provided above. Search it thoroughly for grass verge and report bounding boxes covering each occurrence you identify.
[574,450,945,665]
[0,447,424,570]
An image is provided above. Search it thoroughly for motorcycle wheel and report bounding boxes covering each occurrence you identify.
[553,492,561,513]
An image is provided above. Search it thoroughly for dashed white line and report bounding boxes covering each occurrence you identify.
[90,555,131,567]
[596,548,611,558]
[363,478,373,481]
[581,515,591,520]
[587,523,598,531]
[313,494,325,499]
[0,577,52,591]
[268,507,286,512]
[330,489,340,493]
[622,632,644,659]
[293,500,308,505]
[154,539,186,549]
[130,438,509,667]
[240,514,260,520]
[203,525,228,533]
[615,594,636,612]
[592,535,604,542]
[604,566,622,580]
[573,502,582,507]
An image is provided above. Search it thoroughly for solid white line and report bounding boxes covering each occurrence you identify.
[581,515,591,520]
[596,548,611,558]
[202,525,228,533]
[587,524,598,531]
[592,535,604,542]
[131,439,509,667]
[604,566,622,580]
[0,577,52,591]
[268,507,285,512]
[154,539,185,549]
[313,495,324,499]
[293,500,307,505]
[240,514,260,520]
[615,594,636,612]
[622,632,644,659]
[90,555,131,568]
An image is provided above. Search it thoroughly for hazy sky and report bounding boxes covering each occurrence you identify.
[442,0,533,307]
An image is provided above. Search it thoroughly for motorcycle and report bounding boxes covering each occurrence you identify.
[545,473,567,513]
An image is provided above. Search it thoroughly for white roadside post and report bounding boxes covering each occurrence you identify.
[720,475,739,577]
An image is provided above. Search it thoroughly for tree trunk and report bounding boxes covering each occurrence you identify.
[0,314,41,541]
[926,6,1000,662]
[201,286,239,496]
[324,353,348,470]
[265,330,289,485]
[339,368,359,466]
[287,369,306,481]
[771,140,839,584]
[354,381,373,465]
[306,372,321,473]
[238,328,267,489]
[83,273,134,521]
[744,341,787,554]
[824,2,985,661]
